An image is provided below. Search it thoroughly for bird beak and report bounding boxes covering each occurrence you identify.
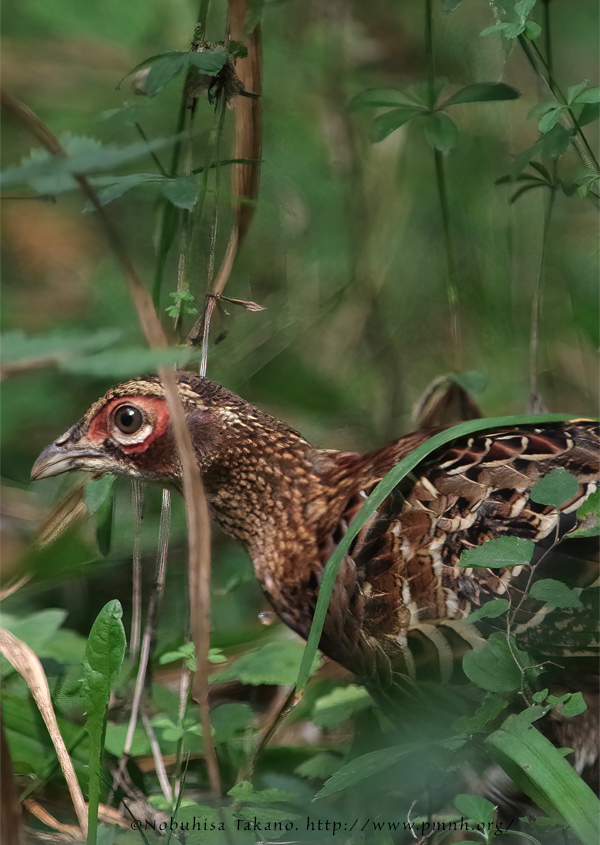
[31,442,106,480]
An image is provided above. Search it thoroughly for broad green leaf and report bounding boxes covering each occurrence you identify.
[579,103,600,126]
[228,781,296,805]
[83,477,115,516]
[0,610,67,658]
[82,601,126,845]
[542,125,570,158]
[514,0,536,15]
[538,106,565,134]
[480,24,508,37]
[347,88,423,112]
[118,49,227,96]
[463,633,533,692]
[573,87,600,104]
[443,82,519,107]
[1,329,120,366]
[530,467,580,506]
[569,488,599,538]
[161,175,199,210]
[554,692,587,718]
[485,711,600,840]
[316,745,411,799]
[529,579,583,609]
[524,20,541,39]
[212,639,321,687]
[454,794,495,825]
[369,107,424,143]
[503,22,526,38]
[567,81,590,105]
[312,684,372,728]
[90,173,166,207]
[528,101,557,118]
[423,112,458,151]
[210,703,254,744]
[465,598,510,623]
[452,693,509,734]
[295,752,341,779]
[104,723,150,757]
[0,132,189,191]
[295,414,575,696]
[458,536,535,569]
[61,346,202,378]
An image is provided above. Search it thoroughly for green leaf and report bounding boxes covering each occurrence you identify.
[369,107,424,142]
[529,579,583,609]
[485,712,600,840]
[90,173,166,208]
[312,684,372,728]
[463,633,533,692]
[83,477,115,516]
[316,745,411,799]
[480,23,508,37]
[295,752,341,779]
[82,601,126,845]
[61,346,202,378]
[514,0,536,15]
[458,536,535,569]
[528,101,557,118]
[104,723,150,757]
[210,703,254,744]
[530,467,580,506]
[569,488,600,538]
[523,20,541,39]
[295,413,575,696]
[541,125,570,158]
[213,639,321,687]
[443,83,519,107]
[0,610,68,658]
[161,175,199,210]
[554,692,587,718]
[538,106,566,134]
[454,793,495,825]
[443,0,463,9]
[0,133,189,192]
[465,598,510,623]
[423,112,458,151]
[452,693,509,734]
[118,49,227,97]
[503,22,526,38]
[1,328,120,366]
[347,88,424,112]
[228,781,296,805]
[579,102,600,126]
[574,87,600,104]
[567,81,590,104]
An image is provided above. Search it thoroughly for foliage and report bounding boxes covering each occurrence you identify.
[1,0,598,843]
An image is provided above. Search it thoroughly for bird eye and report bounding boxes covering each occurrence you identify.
[114,405,144,435]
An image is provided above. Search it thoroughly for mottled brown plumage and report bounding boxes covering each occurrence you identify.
[31,373,600,785]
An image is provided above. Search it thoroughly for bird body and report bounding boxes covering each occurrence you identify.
[32,373,599,783]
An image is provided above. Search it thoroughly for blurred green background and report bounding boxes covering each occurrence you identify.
[1,0,598,837]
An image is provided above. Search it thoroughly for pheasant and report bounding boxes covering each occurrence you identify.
[31,373,599,789]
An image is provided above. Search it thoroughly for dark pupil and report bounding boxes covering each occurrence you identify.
[115,406,143,434]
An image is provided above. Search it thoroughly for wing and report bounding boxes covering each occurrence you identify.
[348,421,599,683]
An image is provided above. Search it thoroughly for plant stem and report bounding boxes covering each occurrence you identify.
[529,188,555,408]
[424,0,435,109]
[434,148,460,358]
[152,96,187,309]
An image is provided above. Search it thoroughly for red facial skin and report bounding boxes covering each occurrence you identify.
[87,396,171,454]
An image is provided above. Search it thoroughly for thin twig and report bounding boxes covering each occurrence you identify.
[141,711,173,803]
[172,663,192,804]
[130,479,144,661]
[113,488,171,791]
[0,88,220,798]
